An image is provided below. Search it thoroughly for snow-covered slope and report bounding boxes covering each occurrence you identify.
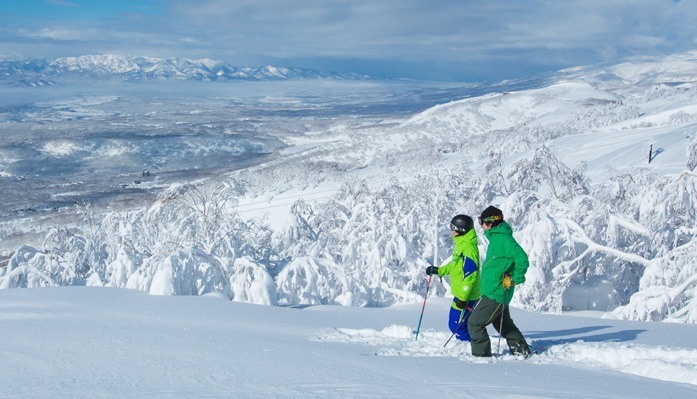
[405,81,619,135]
[1,287,696,398]
[561,50,697,86]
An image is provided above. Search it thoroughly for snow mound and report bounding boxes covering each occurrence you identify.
[316,324,472,358]
[317,326,697,386]
[537,342,697,387]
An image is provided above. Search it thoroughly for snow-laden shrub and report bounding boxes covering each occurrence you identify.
[0,246,55,288]
[634,172,697,251]
[303,174,468,306]
[2,141,696,323]
[504,193,649,312]
[0,227,97,288]
[276,256,366,306]
[105,244,141,288]
[229,257,277,305]
[125,248,230,296]
[614,235,697,322]
[505,145,590,202]
[687,134,697,171]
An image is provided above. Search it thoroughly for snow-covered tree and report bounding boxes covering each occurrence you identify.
[688,134,697,171]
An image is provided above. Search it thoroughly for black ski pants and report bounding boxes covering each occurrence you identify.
[466,296,530,357]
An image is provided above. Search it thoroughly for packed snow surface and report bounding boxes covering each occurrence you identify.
[1,287,696,398]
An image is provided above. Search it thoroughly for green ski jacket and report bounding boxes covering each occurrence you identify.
[480,221,529,305]
[438,228,480,309]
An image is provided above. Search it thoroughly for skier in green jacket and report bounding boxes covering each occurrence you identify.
[467,205,531,357]
[425,214,480,341]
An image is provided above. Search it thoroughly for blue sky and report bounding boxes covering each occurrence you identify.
[1,0,696,81]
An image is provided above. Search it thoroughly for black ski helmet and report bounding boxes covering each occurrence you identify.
[450,214,474,234]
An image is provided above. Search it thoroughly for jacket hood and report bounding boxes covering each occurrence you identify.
[483,221,513,240]
[454,228,478,245]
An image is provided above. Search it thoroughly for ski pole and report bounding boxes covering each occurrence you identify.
[414,274,433,341]
[497,288,508,355]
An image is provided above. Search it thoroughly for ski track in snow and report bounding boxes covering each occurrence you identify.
[316,325,697,386]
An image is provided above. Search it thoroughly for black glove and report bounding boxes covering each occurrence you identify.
[454,297,469,310]
[425,266,439,276]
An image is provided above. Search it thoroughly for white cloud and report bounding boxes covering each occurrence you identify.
[162,0,697,59]
[3,0,697,80]
[17,27,98,41]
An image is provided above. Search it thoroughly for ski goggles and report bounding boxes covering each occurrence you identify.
[450,223,468,232]
[478,215,502,225]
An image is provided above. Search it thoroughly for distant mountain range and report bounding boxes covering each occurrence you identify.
[0,54,370,86]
